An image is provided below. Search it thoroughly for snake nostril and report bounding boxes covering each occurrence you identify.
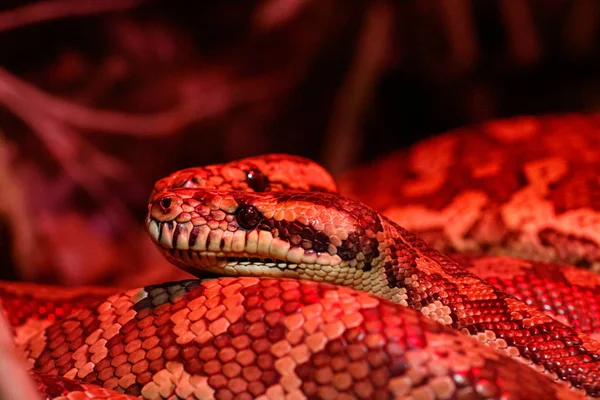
[159,197,172,210]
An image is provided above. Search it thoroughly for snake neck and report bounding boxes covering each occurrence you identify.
[376,221,600,393]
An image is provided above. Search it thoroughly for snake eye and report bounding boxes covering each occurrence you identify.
[236,205,262,230]
[159,197,172,210]
[247,169,269,192]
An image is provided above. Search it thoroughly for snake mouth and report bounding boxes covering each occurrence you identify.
[157,247,301,278]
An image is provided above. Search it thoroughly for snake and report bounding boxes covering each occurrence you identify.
[3,135,600,398]
[338,113,600,270]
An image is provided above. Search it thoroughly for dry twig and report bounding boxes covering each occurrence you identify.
[0,313,40,399]
[0,0,143,32]
[322,0,393,176]
[0,131,37,278]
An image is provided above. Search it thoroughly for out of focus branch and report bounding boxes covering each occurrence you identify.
[0,131,36,278]
[2,85,137,237]
[322,0,393,176]
[498,0,542,66]
[438,0,479,73]
[0,66,225,137]
[252,0,310,31]
[0,0,144,32]
[0,60,305,232]
[0,313,41,399]
[0,66,299,137]
[564,0,600,57]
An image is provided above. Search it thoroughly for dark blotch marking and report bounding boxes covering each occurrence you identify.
[308,184,333,193]
[35,374,86,397]
[338,232,380,265]
[136,280,201,312]
[157,221,169,244]
[189,225,200,248]
[133,297,153,311]
[173,223,183,248]
[251,192,385,267]
[255,217,378,268]
[383,239,419,290]
[313,231,329,253]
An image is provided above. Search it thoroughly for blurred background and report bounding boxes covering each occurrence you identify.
[1,0,600,287]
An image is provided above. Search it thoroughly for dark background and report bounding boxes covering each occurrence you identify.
[1,0,600,285]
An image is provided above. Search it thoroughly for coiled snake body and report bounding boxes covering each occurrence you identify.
[3,148,600,399]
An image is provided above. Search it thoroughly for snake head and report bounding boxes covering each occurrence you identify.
[146,189,384,283]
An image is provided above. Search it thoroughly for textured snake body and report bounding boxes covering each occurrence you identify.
[2,151,599,399]
[17,278,589,399]
[147,180,600,396]
[0,282,117,340]
[339,113,600,271]
[33,372,138,400]
[449,254,600,339]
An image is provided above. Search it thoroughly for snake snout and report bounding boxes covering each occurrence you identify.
[149,194,183,222]
[146,193,188,249]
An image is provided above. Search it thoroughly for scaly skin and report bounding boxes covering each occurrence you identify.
[146,155,600,396]
[151,153,337,198]
[147,185,600,396]
[33,373,139,400]
[0,298,137,400]
[448,254,600,340]
[21,277,588,399]
[3,153,597,399]
[0,281,118,348]
[339,113,600,270]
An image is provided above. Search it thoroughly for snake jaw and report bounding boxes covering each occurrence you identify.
[147,214,344,276]
[147,184,382,282]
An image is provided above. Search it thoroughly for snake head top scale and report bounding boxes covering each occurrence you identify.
[150,153,337,199]
[147,189,386,284]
